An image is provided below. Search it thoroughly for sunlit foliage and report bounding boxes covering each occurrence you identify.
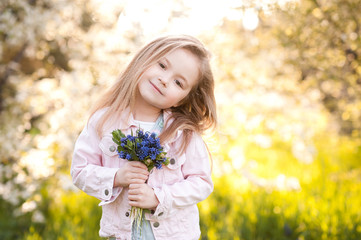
[271,0,361,136]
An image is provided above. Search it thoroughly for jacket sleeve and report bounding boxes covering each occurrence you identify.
[151,133,213,219]
[71,111,122,204]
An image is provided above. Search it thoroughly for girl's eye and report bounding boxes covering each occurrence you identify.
[174,79,183,88]
[159,62,166,69]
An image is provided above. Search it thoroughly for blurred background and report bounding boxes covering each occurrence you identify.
[1,0,361,239]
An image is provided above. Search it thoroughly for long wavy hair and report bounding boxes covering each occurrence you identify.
[90,35,217,153]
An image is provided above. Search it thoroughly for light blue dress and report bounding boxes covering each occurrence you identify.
[131,211,155,240]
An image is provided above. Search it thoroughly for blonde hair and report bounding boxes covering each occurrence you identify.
[90,35,217,153]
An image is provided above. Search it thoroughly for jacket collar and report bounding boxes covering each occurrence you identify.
[116,107,138,131]
[115,108,183,144]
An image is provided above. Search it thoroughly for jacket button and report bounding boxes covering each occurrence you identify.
[109,146,116,152]
[153,222,160,228]
[104,189,109,196]
[125,212,130,217]
[158,212,163,217]
[170,158,175,165]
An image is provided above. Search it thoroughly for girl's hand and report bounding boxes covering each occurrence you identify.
[114,162,149,187]
[128,183,159,209]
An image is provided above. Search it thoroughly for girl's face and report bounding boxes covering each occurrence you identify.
[136,48,200,112]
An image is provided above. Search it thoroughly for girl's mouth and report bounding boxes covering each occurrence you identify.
[150,81,163,95]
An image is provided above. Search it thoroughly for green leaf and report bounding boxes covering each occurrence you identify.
[112,129,125,145]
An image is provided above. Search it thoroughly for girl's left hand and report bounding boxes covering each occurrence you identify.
[128,183,159,209]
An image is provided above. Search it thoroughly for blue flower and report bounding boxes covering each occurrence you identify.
[112,128,169,172]
[126,135,135,142]
[155,139,161,149]
[148,137,156,146]
[118,151,126,159]
[138,147,148,160]
[155,162,162,169]
[148,147,158,160]
[138,130,144,138]
[141,146,149,154]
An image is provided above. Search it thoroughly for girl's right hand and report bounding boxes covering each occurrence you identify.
[113,162,149,187]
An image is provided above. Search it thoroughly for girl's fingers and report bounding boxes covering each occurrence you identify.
[130,177,146,184]
[129,161,148,170]
[130,167,149,177]
[129,172,148,180]
[128,185,142,201]
[129,183,141,190]
[115,163,149,187]
[128,193,139,200]
[128,183,157,209]
[129,200,140,207]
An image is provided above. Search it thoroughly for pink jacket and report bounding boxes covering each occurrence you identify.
[71,108,213,240]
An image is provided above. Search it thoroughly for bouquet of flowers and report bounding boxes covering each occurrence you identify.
[111,128,169,230]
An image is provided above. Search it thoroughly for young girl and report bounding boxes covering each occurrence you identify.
[71,35,217,240]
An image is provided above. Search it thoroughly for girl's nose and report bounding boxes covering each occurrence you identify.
[158,76,168,86]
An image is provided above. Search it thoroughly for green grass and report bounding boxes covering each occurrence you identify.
[199,135,361,240]
[25,191,101,240]
[21,135,361,240]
